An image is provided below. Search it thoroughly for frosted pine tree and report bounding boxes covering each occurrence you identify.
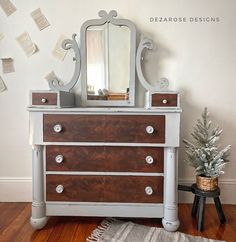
[183,108,230,177]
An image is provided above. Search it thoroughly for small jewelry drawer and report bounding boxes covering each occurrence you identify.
[43,114,165,143]
[46,175,163,203]
[46,146,164,172]
[32,92,57,106]
[30,91,75,107]
[151,93,178,107]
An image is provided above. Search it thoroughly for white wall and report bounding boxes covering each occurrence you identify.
[0,0,235,203]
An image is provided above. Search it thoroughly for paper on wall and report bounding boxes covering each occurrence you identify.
[0,33,5,41]
[52,35,68,61]
[16,32,37,57]
[0,0,16,16]
[0,76,7,93]
[45,71,64,86]
[31,8,50,31]
[44,70,59,82]
[1,57,15,73]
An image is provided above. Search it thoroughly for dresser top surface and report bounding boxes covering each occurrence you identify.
[27,107,182,113]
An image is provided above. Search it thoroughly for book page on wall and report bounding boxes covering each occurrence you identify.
[0,0,16,17]
[1,58,15,73]
[0,76,6,93]
[31,8,50,31]
[16,32,38,57]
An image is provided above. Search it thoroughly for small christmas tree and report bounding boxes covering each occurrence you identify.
[183,108,230,177]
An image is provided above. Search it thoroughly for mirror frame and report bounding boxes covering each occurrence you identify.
[80,10,136,106]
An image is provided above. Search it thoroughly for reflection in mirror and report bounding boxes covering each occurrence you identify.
[86,23,130,101]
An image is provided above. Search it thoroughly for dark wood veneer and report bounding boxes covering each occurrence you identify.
[46,146,164,172]
[43,114,165,143]
[32,93,57,105]
[46,175,163,203]
[152,93,177,107]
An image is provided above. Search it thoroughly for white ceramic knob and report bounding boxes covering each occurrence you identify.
[145,156,154,164]
[56,185,64,194]
[53,124,62,133]
[162,99,168,104]
[41,98,47,103]
[55,155,64,164]
[145,186,153,195]
[146,125,154,134]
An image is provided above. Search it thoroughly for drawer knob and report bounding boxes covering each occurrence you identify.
[53,124,63,133]
[145,156,154,164]
[146,125,154,134]
[145,186,153,195]
[162,99,168,104]
[55,155,64,164]
[41,98,47,103]
[56,185,64,194]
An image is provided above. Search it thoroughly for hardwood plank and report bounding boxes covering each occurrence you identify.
[0,203,235,242]
[0,203,31,242]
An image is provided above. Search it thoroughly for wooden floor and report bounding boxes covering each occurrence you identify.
[0,203,235,242]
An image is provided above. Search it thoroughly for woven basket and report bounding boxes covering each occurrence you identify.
[196,175,218,191]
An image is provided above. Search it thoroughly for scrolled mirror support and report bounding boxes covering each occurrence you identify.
[48,34,81,92]
[136,35,159,92]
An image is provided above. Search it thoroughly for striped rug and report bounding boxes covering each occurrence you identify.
[87,218,224,242]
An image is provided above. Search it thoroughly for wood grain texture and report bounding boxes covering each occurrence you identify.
[46,146,164,172]
[152,93,178,107]
[32,93,57,105]
[43,114,165,143]
[46,175,163,203]
[0,203,236,242]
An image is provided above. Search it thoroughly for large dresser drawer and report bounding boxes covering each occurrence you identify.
[46,175,163,203]
[43,114,165,143]
[46,146,164,172]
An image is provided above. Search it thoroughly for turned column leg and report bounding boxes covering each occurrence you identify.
[162,147,180,232]
[30,145,48,229]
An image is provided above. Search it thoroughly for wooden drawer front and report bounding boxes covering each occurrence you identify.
[152,93,177,107]
[32,93,57,106]
[46,146,164,172]
[46,175,163,203]
[43,114,165,143]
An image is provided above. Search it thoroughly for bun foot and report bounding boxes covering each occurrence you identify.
[30,216,48,229]
[162,218,180,232]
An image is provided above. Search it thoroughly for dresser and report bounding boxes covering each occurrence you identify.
[28,10,181,232]
[28,103,181,231]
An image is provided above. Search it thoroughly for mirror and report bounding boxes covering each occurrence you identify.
[86,24,130,101]
[80,10,136,106]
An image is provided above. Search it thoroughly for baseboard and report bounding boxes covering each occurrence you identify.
[0,177,32,202]
[178,178,236,204]
[0,177,235,204]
